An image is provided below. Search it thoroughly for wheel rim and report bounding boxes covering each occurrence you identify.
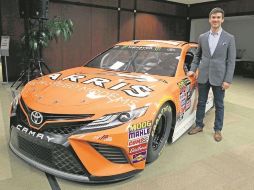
[152,114,167,150]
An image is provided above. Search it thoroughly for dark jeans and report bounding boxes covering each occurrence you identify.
[196,81,225,131]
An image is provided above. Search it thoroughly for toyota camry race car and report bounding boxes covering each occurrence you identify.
[9,40,214,183]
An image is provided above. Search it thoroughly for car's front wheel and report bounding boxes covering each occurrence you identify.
[146,103,173,163]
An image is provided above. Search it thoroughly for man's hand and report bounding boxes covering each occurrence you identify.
[222,82,231,90]
[187,71,195,77]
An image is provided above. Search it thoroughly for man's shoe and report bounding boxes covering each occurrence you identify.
[188,127,203,135]
[214,131,222,142]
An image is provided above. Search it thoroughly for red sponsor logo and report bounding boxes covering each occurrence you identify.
[129,144,147,155]
[128,136,149,147]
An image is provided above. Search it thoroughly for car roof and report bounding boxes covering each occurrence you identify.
[117,40,193,48]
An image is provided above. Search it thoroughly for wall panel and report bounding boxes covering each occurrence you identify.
[52,0,118,8]
[44,4,118,71]
[119,11,134,42]
[0,0,23,81]
[121,0,135,10]
[91,8,118,58]
[135,13,187,41]
[61,4,92,69]
[190,0,254,18]
[137,0,188,17]
[91,0,118,7]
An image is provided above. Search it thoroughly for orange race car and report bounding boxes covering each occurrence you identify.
[9,40,214,183]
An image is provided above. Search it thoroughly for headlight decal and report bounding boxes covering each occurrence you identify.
[90,115,118,125]
[80,106,148,131]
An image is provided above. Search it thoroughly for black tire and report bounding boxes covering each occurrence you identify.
[146,103,172,163]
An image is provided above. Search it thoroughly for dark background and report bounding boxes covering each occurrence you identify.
[0,0,254,81]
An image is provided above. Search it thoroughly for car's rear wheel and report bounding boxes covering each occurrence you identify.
[146,103,172,163]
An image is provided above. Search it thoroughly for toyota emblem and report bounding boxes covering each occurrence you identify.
[30,111,43,125]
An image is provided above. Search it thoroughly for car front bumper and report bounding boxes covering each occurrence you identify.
[9,126,141,183]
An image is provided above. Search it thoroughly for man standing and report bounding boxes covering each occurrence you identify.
[187,7,236,142]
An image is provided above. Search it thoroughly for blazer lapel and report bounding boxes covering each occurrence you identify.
[204,31,211,57]
[212,30,225,57]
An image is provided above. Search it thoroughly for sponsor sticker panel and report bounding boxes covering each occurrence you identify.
[177,78,192,121]
[128,121,152,163]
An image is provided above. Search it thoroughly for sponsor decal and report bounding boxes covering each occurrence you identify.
[95,72,166,84]
[177,78,191,89]
[186,99,191,110]
[132,151,147,163]
[115,73,158,82]
[128,136,149,147]
[128,120,152,132]
[180,92,186,109]
[63,74,85,83]
[82,78,111,88]
[15,124,55,143]
[109,82,129,90]
[122,46,154,51]
[49,73,62,80]
[48,74,153,98]
[123,85,153,98]
[129,144,147,155]
[128,121,151,147]
[128,128,150,139]
[93,135,112,142]
[177,78,192,114]
[114,45,178,53]
[28,80,138,107]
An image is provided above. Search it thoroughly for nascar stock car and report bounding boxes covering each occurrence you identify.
[9,40,214,183]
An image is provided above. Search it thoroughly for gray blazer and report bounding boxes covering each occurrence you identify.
[190,30,236,86]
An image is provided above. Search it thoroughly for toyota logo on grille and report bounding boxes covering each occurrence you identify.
[30,111,43,125]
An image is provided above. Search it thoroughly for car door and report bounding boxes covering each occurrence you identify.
[177,47,198,122]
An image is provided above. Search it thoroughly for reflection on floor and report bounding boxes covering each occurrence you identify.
[0,76,254,190]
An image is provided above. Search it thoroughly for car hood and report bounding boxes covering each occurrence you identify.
[21,67,172,115]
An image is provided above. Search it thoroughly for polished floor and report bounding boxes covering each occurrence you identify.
[0,76,254,190]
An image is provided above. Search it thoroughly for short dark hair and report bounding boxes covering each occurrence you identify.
[209,7,224,18]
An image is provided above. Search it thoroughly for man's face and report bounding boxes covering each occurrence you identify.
[209,12,224,29]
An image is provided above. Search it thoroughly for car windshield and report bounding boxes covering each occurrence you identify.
[85,45,181,77]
